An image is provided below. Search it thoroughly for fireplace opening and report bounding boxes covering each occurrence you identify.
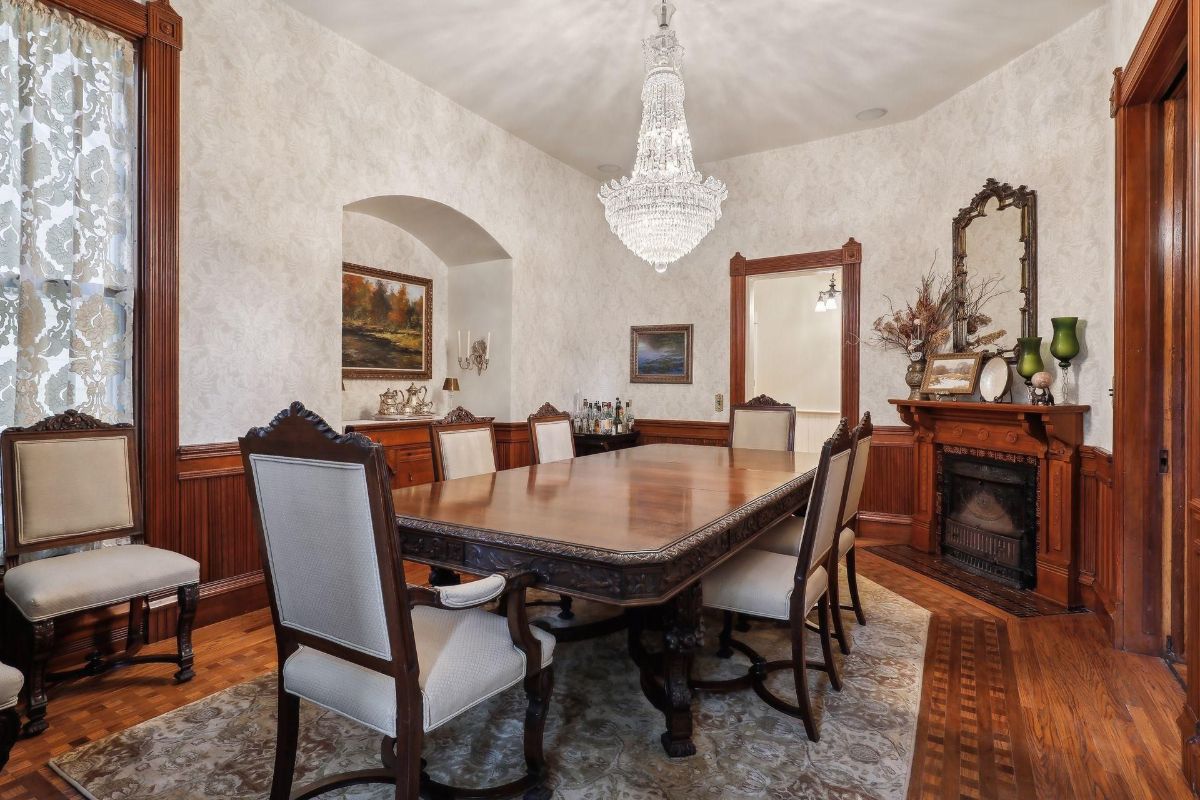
[937,448,1038,589]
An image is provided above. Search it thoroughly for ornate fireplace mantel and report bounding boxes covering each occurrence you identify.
[890,399,1089,607]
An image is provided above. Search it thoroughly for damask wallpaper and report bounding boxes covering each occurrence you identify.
[178,0,1120,447]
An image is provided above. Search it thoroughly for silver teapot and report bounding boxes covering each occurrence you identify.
[400,383,433,416]
[376,387,402,418]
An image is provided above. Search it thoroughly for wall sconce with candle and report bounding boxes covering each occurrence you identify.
[457,330,490,375]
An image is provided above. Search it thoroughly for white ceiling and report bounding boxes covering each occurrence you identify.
[283,0,1103,178]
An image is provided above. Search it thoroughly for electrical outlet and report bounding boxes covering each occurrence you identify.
[715,393,724,412]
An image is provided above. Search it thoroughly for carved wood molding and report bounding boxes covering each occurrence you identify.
[529,402,564,419]
[8,409,131,433]
[435,406,492,426]
[1115,0,1185,109]
[146,0,182,49]
[741,394,786,407]
[243,401,373,449]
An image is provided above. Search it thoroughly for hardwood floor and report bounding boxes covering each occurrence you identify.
[0,555,1190,799]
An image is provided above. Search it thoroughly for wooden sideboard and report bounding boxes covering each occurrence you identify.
[891,399,1089,607]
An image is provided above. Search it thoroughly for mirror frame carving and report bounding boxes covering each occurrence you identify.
[951,178,1038,355]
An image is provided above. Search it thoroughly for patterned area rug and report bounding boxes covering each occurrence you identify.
[50,577,928,799]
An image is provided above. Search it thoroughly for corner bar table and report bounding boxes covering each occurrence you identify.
[392,443,817,756]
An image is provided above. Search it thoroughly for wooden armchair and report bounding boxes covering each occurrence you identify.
[695,420,851,741]
[729,395,797,451]
[0,662,20,772]
[240,402,554,800]
[1,411,199,736]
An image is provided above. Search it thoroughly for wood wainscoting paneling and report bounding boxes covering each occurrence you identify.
[858,426,915,543]
[634,419,730,446]
[1078,446,1117,636]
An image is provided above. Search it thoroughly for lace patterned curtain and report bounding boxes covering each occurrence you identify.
[0,0,137,431]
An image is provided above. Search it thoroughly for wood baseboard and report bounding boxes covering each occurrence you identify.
[858,511,911,543]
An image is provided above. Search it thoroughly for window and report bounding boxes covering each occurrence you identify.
[0,0,138,430]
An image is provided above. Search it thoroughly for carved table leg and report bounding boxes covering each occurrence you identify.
[633,582,703,758]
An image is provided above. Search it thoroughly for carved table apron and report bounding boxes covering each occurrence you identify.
[393,443,817,757]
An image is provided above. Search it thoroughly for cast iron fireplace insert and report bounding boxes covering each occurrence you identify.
[936,447,1038,589]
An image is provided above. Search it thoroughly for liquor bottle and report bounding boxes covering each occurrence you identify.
[592,402,601,434]
[625,400,634,431]
[614,397,622,434]
[579,398,588,433]
[603,403,614,435]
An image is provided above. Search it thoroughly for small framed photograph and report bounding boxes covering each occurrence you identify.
[630,324,693,384]
[921,352,984,396]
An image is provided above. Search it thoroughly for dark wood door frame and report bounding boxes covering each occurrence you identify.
[729,238,861,425]
[1112,0,1200,788]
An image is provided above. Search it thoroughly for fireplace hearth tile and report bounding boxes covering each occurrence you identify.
[865,544,1086,618]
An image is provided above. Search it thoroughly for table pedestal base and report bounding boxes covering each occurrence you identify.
[627,583,703,757]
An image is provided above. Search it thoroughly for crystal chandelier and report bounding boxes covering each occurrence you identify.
[598,1,727,274]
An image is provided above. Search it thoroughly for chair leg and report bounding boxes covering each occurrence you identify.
[271,688,300,800]
[828,555,851,655]
[817,596,842,692]
[734,612,752,632]
[522,668,554,799]
[175,584,199,683]
[0,708,19,773]
[557,594,575,620]
[790,613,818,742]
[716,610,734,658]
[22,619,53,737]
[124,596,147,658]
[845,547,866,626]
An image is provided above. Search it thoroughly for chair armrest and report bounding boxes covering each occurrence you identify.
[407,573,509,610]
[499,571,545,678]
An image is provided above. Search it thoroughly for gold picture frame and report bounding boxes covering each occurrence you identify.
[630,324,693,384]
[921,352,984,396]
[341,262,433,380]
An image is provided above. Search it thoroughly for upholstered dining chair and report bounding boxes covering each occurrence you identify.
[528,402,575,465]
[728,395,797,451]
[753,412,872,654]
[430,406,498,481]
[0,662,21,772]
[428,406,498,586]
[526,403,577,621]
[1,410,200,736]
[240,402,555,800]
[695,420,851,742]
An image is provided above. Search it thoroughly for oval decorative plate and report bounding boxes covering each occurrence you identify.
[979,356,1012,402]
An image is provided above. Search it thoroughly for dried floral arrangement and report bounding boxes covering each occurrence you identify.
[871,259,1008,359]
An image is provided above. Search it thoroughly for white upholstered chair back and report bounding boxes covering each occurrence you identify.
[433,425,498,481]
[247,454,392,659]
[11,437,134,547]
[532,419,574,464]
[809,448,851,570]
[730,398,796,451]
[841,435,872,525]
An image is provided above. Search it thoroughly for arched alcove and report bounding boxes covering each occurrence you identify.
[341,195,514,423]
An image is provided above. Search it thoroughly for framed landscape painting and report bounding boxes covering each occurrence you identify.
[341,262,433,380]
[921,352,983,396]
[630,324,693,384]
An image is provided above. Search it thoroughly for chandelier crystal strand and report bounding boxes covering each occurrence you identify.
[598,1,727,273]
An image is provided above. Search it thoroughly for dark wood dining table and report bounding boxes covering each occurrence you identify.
[392,443,818,757]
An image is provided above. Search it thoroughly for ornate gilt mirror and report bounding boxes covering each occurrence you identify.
[951,179,1037,358]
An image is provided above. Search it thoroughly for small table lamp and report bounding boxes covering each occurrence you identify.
[442,377,460,410]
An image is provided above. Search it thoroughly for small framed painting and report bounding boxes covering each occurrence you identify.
[630,324,693,384]
[342,262,433,380]
[921,352,984,396]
